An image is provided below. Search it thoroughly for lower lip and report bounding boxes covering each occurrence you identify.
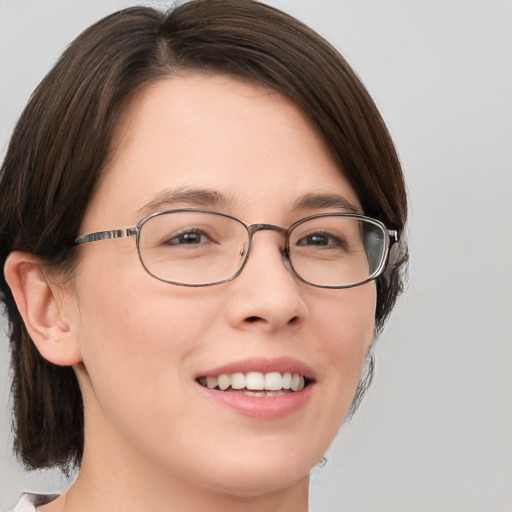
[196,383,314,420]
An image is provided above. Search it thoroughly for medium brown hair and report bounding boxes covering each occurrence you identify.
[0,0,407,472]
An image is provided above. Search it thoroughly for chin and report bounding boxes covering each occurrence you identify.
[206,469,309,499]
[193,444,318,498]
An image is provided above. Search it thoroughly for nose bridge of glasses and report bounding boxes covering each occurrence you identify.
[248,223,287,237]
[245,223,289,259]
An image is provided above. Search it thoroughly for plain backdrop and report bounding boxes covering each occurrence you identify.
[1,1,511,511]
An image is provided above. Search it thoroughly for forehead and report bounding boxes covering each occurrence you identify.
[83,75,360,229]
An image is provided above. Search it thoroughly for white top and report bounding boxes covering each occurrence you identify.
[8,494,58,512]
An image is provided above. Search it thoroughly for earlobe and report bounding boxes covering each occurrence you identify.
[4,251,82,366]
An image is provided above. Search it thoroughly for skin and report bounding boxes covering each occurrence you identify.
[6,75,376,512]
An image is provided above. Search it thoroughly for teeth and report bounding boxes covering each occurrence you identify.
[231,373,245,390]
[206,376,218,389]
[291,373,304,392]
[246,372,264,390]
[264,372,283,390]
[199,372,306,392]
[230,389,288,397]
[218,374,230,391]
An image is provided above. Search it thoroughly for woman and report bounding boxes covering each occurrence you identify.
[0,1,407,511]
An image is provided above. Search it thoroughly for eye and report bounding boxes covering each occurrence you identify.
[296,231,347,249]
[165,229,213,245]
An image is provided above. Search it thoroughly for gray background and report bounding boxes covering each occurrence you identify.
[1,1,511,511]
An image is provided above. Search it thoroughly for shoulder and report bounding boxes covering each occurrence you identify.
[5,493,59,512]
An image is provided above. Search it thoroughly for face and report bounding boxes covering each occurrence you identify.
[67,75,376,497]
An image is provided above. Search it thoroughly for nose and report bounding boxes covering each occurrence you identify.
[226,230,307,333]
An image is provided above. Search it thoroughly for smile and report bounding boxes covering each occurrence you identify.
[197,371,307,396]
[195,358,315,419]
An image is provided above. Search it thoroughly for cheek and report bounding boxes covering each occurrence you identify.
[316,283,376,354]
[76,282,213,376]
[71,270,229,461]
[313,284,376,397]
[71,252,220,413]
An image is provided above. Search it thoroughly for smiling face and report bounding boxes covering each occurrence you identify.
[67,75,376,501]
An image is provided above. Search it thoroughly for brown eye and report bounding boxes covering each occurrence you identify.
[296,231,347,249]
[165,230,212,245]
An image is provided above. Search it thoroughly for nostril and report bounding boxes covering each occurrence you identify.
[245,315,299,325]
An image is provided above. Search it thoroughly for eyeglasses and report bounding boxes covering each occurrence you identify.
[73,209,398,288]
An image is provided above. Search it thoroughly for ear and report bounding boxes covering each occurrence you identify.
[4,251,82,366]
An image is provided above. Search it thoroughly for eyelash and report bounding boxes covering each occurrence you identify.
[295,231,348,249]
[164,228,214,245]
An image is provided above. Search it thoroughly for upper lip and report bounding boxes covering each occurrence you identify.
[196,356,316,380]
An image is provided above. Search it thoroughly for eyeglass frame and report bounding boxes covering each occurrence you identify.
[73,208,399,289]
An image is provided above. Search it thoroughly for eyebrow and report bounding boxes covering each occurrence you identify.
[138,187,234,214]
[292,193,360,214]
[138,187,360,217]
